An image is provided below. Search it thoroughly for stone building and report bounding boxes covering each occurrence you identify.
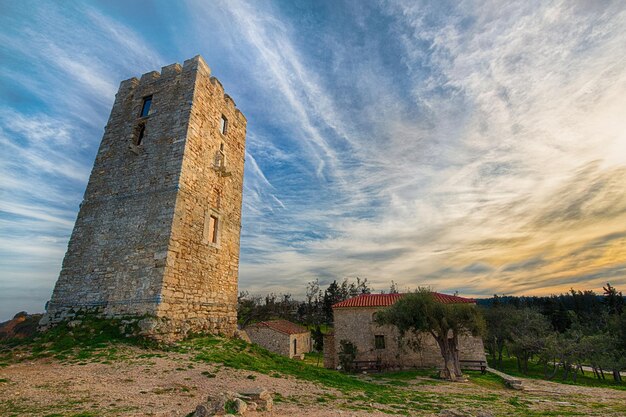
[324,293,486,369]
[245,320,311,359]
[40,55,247,341]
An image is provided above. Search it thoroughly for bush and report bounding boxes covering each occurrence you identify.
[338,339,357,372]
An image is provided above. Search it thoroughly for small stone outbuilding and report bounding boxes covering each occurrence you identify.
[324,293,486,370]
[245,319,311,359]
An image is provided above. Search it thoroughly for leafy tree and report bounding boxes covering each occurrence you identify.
[376,289,485,381]
[603,312,626,382]
[311,325,324,352]
[510,309,544,371]
[322,280,343,324]
[299,279,324,325]
[482,302,517,369]
[548,298,572,332]
[350,277,372,297]
[237,291,299,325]
[322,277,372,324]
[508,308,551,374]
[603,283,624,315]
[338,339,358,372]
[237,291,263,326]
[482,286,625,384]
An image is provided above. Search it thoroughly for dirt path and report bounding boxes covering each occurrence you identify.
[0,348,379,417]
[1,347,625,416]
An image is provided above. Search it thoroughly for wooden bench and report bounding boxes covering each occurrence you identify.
[353,360,383,372]
[460,359,487,374]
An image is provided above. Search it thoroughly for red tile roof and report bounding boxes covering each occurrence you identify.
[247,319,309,335]
[332,292,475,309]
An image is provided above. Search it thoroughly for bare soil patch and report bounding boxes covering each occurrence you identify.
[1,345,625,416]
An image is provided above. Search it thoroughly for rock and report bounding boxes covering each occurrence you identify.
[247,402,257,411]
[138,318,158,333]
[67,320,82,328]
[13,311,28,319]
[476,412,494,417]
[206,391,242,414]
[208,397,226,414]
[234,398,247,414]
[211,400,226,414]
[238,387,273,411]
[259,397,272,411]
[239,387,270,401]
[223,390,240,400]
[192,403,211,417]
[234,328,251,343]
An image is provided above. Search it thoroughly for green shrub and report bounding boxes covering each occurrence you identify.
[337,339,357,373]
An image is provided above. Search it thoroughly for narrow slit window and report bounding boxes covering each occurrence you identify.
[215,188,222,209]
[135,124,146,146]
[220,115,228,134]
[203,211,219,244]
[208,215,218,244]
[140,95,152,117]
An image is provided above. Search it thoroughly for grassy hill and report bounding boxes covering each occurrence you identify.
[1,318,625,416]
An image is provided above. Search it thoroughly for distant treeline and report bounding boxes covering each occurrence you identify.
[477,288,624,332]
[479,284,625,382]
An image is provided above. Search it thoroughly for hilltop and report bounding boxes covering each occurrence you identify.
[1,317,625,416]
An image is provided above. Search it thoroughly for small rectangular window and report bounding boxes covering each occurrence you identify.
[140,95,152,117]
[220,115,228,134]
[203,212,219,245]
[375,335,385,350]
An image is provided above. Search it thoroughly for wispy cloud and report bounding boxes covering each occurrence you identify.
[0,2,165,320]
[1,1,625,319]
[226,0,626,297]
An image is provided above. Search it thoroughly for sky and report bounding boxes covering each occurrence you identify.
[1,0,625,321]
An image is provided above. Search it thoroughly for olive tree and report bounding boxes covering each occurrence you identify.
[376,289,485,381]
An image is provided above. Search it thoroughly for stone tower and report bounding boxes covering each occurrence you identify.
[40,56,246,340]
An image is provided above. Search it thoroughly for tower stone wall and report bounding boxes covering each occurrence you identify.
[40,55,246,340]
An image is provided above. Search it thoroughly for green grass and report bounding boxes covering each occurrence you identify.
[178,335,518,415]
[3,322,625,416]
[466,370,507,389]
[302,351,324,367]
[370,369,440,380]
[0,315,160,366]
[488,355,625,391]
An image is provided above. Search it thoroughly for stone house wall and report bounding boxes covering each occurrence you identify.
[323,333,336,369]
[246,327,311,358]
[246,327,291,356]
[330,306,486,369]
[291,332,312,358]
[40,56,246,341]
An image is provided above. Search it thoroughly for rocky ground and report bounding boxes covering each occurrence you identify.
[1,344,625,417]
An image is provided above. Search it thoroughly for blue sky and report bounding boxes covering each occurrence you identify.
[1,0,626,321]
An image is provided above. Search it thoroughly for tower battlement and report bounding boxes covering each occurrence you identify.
[41,55,247,341]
